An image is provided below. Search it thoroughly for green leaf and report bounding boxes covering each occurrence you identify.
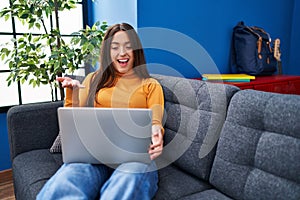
[62,57,68,66]
[7,80,12,87]
[29,23,34,29]
[9,61,14,69]
[71,37,81,45]
[4,14,10,21]
[82,43,88,52]
[29,78,34,85]
[29,5,34,14]
[18,43,26,49]
[19,12,29,19]
[30,44,36,50]
[1,53,6,61]
[28,34,32,42]
[88,44,94,51]
[33,36,41,43]
[37,9,42,17]
[35,23,41,29]
[28,18,35,23]
[18,37,25,42]
[26,46,31,53]
[101,24,108,31]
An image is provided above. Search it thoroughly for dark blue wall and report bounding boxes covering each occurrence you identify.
[138,0,299,77]
[289,0,300,75]
[0,113,11,171]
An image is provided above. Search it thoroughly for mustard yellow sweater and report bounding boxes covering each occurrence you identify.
[64,71,165,134]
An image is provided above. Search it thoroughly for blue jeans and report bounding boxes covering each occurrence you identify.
[37,161,158,200]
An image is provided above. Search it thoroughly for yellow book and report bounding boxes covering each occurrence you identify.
[202,74,255,80]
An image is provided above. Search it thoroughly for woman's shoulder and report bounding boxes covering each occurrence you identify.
[142,77,163,92]
[143,77,161,85]
[86,72,96,80]
[82,72,96,82]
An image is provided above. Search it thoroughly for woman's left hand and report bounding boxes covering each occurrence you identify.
[149,125,164,160]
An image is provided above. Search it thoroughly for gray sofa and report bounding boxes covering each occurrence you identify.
[7,75,300,199]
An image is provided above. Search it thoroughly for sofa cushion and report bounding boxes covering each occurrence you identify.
[49,132,62,153]
[210,90,300,199]
[179,189,232,200]
[12,149,63,200]
[153,75,239,181]
[153,165,213,200]
[7,101,63,159]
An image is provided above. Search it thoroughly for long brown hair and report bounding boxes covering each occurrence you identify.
[86,23,150,107]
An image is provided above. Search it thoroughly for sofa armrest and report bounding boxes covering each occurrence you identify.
[7,101,63,160]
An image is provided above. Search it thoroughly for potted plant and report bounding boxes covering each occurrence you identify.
[0,0,107,101]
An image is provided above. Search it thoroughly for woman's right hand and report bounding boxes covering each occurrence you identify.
[56,77,85,89]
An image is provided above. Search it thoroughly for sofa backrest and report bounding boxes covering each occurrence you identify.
[210,90,300,199]
[7,101,64,160]
[152,74,239,181]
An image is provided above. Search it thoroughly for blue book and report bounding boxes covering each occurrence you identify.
[202,78,251,82]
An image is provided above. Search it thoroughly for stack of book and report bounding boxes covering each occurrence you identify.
[201,74,255,82]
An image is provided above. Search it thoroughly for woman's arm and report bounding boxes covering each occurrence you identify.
[149,124,164,160]
[56,73,94,107]
[144,78,165,160]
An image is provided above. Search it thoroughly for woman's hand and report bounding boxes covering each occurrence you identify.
[149,125,164,160]
[56,77,84,89]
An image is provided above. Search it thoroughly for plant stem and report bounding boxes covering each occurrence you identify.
[54,0,64,100]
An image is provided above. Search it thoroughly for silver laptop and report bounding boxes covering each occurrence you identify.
[57,107,152,164]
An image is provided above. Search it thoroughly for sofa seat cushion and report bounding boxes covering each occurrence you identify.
[153,164,213,200]
[12,149,63,199]
[210,90,300,200]
[179,189,233,200]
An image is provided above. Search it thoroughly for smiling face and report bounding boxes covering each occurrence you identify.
[110,31,135,74]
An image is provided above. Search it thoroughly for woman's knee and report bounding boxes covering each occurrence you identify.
[116,161,157,174]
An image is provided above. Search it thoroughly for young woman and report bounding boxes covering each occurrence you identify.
[37,23,164,200]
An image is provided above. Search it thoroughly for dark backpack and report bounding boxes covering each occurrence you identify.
[230,21,277,75]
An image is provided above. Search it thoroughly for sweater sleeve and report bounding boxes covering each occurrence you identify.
[64,73,94,107]
[144,78,165,135]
